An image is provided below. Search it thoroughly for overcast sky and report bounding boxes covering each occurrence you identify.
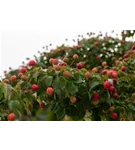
[0,24,120,76]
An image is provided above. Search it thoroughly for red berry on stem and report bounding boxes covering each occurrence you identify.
[39,102,45,108]
[29,60,37,66]
[109,86,115,92]
[121,66,126,71]
[111,71,118,78]
[73,54,79,60]
[20,67,27,73]
[32,84,39,91]
[93,92,100,101]
[104,80,111,89]
[52,59,59,65]
[77,62,83,69]
[111,113,118,120]
[7,113,16,121]
[113,92,119,99]
[46,87,54,95]
[10,75,17,82]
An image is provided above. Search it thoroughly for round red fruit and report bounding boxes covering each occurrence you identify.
[113,92,119,99]
[3,79,9,84]
[109,106,115,112]
[52,59,59,65]
[7,113,16,121]
[10,75,17,82]
[73,54,79,60]
[63,57,68,62]
[111,113,118,120]
[21,75,27,81]
[109,86,115,92]
[63,71,72,77]
[121,66,126,71]
[113,79,117,85]
[46,87,54,95]
[20,67,27,73]
[104,80,111,89]
[102,61,107,67]
[39,102,45,108]
[28,60,37,66]
[24,90,29,94]
[132,45,135,50]
[111,71,118,78]
[96,55,100,60]
[85,71,92,79]
[77,62,83,69]
[32,84,39,91]
[18,72,23,78]
[49,58,54,64]
[93,92,100,101]
[101,69,107,75]
[54,65,61,71]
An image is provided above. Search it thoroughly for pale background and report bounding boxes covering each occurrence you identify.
[0,24,120,76]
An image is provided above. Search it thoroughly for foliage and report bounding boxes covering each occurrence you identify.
[1,30,135,121]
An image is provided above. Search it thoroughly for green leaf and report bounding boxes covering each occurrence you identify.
[55,106,65,120]
[45,76,53,87]
[66,82,78,95]
[90,80,100,90]
[128,104,135,111]
[0,89,3,100]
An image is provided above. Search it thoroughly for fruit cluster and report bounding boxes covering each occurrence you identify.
[1,30,135,121]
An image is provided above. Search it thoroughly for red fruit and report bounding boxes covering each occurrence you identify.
[73,54,79,60]
[93,92,100,101]
[7,113,16,121]
[24,90,29,94]
[92,67,98,73]
[60,62,67,67]
[28,60,37,66]
[102,61,107,67]
[113,79,117,85]
[107,70,112,77]
[111,113,118,120]
[85,72,92,79]
[132,45,135,50]
[32,84,39,92]
[77,62,83,69]
[54,65,61,71]
[113,92,119,99]
[96,55,100,60]
[123,54,129,59]
[63,57,68,62]
[76,45,82,49]
[121,66,126,71]
[39,102,45,108]
[104,80,111,89]
[101,69,107,75]
[18,72,23,78]
[94,41,99,47]
[109,86,115,92]
[21,75,27,81]
[109,106,115,112]
[63,71,72,77]
[46,87,54,95]
[70,96,77,103]
[10,75,17,82]
[3,79,9,84]
[49,58,54,64]
[52,59,59,65]
[20,67,27,73]
[111,71,118,78]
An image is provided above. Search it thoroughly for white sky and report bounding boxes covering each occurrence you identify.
[0,24,120,76]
